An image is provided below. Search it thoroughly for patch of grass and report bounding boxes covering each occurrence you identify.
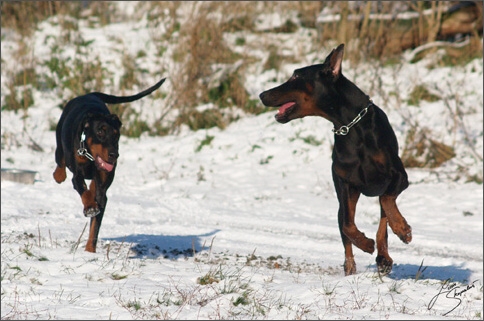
[402,126,456,168]
[21,246,34,257]
[41,38,107,97]
[197,272,220,285]
[107,105,153,138]
[122,118,150,138]
[195,134,214,152]
[289,132,324,146]
[407,84,441,106]
[241,99,269,115]
[259,155,273,165]
[119,52,142,91]
[127,299,142,311]
[414,259,428,281]
[263,47,282,71]
[176,109,226,131]
[272,19,298,33]
[388,280,403,294]
[12,67,38,87]
[208,71,249,109]
[2,84,34,112]
[235,37,246,46]
[233,291,250,306]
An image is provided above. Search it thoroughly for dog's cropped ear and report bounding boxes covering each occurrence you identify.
[109,114,122,128]
[83,113,95,128]
[323,44,345,80]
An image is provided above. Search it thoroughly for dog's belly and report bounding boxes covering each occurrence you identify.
[357,180,390,197]
[333,162,391,197]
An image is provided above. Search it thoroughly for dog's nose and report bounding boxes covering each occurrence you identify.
[109,151,119,160]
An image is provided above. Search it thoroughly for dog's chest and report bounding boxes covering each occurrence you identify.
[332,142,390,188]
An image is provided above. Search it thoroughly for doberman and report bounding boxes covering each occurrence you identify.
[53,78,166,253]
[259,44,411,276]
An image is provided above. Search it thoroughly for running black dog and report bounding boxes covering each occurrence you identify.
[259,44,411,275]
[53,78,165,253]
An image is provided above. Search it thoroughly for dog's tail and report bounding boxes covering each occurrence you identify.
[91,78,166,104]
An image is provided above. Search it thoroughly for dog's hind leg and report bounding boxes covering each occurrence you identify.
[379,195,412,244]
[85,211,104,253]
[375,208,393,274]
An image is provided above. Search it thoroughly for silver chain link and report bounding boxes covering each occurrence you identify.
[332,101,372,136]
[77,131,95,161]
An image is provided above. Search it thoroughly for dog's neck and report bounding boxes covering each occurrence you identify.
[332,100,373,136]
[326,77,372,129]
[327,98,372,130]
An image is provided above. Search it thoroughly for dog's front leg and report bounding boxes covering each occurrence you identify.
[379,195,412,244]
[83,180,101,217]
[73,174,100,217]
[333,172,375,275]
[94,171,115,212]
[84,172,115,253]
[53,162,67,183]
[341,187,375,251]
[85,212,104,253]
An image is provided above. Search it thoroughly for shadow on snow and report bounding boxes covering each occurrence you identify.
[383,262,475,283]
[104,229,220,260]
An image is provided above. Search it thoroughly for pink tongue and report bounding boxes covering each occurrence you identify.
[278,102,295,114]
[96,156,114,172]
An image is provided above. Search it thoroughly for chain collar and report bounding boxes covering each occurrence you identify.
[77,131,95,161]
[332,100,373,136]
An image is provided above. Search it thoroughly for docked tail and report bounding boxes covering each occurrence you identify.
[91,77,166,104]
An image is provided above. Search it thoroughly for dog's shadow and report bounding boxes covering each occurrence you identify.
[104,230,220,260]
[380,262,475,283]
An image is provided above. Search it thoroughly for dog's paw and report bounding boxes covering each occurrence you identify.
[344,257,357,276]
[398,225,412,244]
[376,255,393,275]
[84,207,100,217]
[53,166,66,183]
[363,238,376,254]
[352,234,375,254]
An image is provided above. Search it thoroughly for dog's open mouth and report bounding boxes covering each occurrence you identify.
[275,101,297,123]
[95,156,115,172]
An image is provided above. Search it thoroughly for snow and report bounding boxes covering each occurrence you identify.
[1,3,483,320]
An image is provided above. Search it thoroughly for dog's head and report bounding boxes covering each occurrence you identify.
[259,44,346,124]
[83,113,122,172]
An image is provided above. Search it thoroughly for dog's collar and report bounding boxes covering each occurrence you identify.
[77,131,95,161]
[332,100,373,136]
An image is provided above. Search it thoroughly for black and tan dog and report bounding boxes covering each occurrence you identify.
[53,78,165,253]
[259,44,411,276]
